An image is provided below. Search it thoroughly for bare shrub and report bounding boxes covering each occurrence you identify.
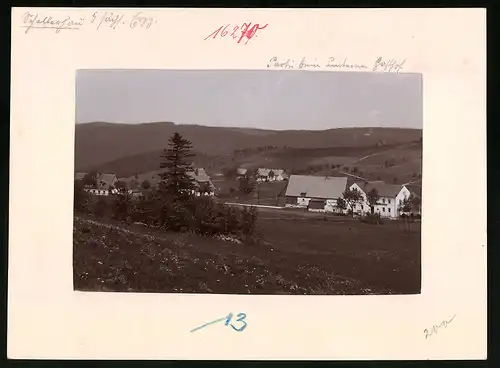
[74,180,91,213]
[240,205,259,238]
[93,197,108,219]
[359,213,383,225]
[113,189,133,222]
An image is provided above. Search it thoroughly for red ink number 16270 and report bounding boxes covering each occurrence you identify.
[204,22,268,45]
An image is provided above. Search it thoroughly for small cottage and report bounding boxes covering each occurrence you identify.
[75,172,118,196]
[188,168,215,196]
[256,168,287,182]
[236,168,248,177]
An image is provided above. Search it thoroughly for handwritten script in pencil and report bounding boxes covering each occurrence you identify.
[267,56,406,73]
[424,314,456,339]
[20,11,157,34]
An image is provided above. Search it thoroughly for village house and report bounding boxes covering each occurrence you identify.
[188,168,215,196]
[75,172,118,196]
[285,175,348,213]
[256,168,287,182]
[349,181,411,218]
[404,184,422,215]
[236,168,248,177]
[272,169,288,181]
[256,168,270,182]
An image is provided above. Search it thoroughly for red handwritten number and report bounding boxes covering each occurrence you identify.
[230,26,240,39]
[204,25,223,40]
[221,24,230,37]
[237,23,250,44]
[237,23,268,44]
[205,22,268,44]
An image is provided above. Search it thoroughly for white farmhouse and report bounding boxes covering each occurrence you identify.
[188,168,215,196]
[349,181,411,218]
[256,168,287,182]
[236,168,248,177]
[76,172,118,196]
[285,175,348,213]
[271,169,287,181]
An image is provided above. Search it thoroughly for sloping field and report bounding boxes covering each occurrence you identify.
[74,210,421,295]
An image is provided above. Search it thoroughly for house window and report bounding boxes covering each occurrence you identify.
[382,207,385,212]
[388,208,391,213]
[388,199,391,204]
[382,198,386,204]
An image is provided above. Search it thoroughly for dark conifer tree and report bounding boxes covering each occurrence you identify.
[159,132,196,200]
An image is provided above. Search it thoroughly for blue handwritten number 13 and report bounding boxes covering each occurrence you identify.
[190,312,247,333]
[225,312,247,332]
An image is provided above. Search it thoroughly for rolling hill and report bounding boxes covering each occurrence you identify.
[75,122,422,172]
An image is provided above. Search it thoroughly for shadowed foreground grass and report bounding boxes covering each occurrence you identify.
[73,211,420,295]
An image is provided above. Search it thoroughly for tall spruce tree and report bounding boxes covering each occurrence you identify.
[159,132,196,200]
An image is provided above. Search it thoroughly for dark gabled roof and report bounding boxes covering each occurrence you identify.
[257,168,271,177]
[257,168,285,177]
[405,184,422,198]
[285,175,348,199]
[97,173,118,188]
[188,168,211,183]
[354,181,405,198]
[187,168,215,191]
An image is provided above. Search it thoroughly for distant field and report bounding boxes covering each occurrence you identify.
[75,123,422,185]
[95,140,421,187]
[212,178,288,206]
[73,209,421,295]
[75,123,422,171]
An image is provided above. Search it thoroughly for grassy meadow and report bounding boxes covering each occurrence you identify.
[73,207,421,295]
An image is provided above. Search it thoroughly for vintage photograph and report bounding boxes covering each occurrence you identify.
[73,69,423,295]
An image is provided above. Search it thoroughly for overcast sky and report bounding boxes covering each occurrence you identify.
[76,69,422,130]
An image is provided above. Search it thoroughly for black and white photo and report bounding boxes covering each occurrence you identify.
[73,69,423,295]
